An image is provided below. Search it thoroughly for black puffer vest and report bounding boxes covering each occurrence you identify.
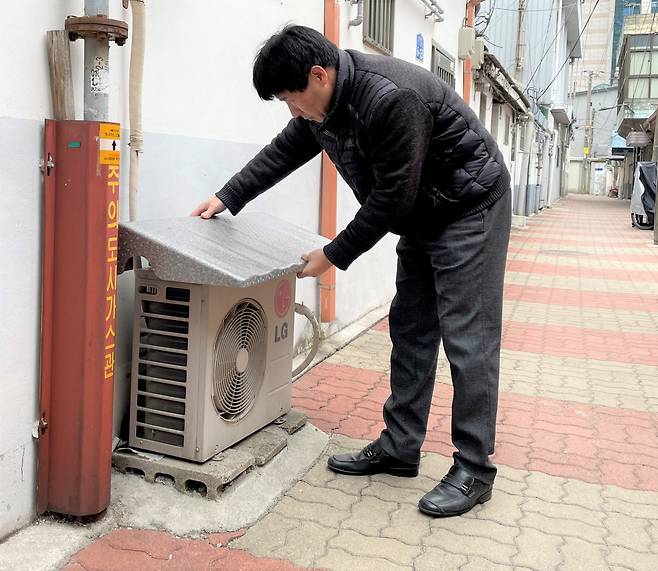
[217,49,510,270]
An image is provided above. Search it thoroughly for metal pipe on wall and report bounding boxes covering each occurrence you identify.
[349,0,364,27]
[128,0,145,222]
[418,0,444,22]
[84,0,110,120]
[463,1,483,105]
[320,0,339,323]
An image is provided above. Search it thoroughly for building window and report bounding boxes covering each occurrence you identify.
[624,0,641,17]
[518,120,529,152]
[504,113,511,146]
[491,104,500,140]
[652,0,658,14]
[479,93,487,125]
[625,33,658,99]
[628,78,650,98]
[364,0,395,55]
[431,43,455,87]
[629,51,653,75]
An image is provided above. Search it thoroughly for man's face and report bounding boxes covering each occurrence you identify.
[277,65,335,123]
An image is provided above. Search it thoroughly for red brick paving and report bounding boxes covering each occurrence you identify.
[64,196,658,569]
[517,228,643,237]
[503,283,658,311]
[501,322,658,365]
[62,529,311,571]
[510,233,647,245]
[292,362,658,491]
[207,529,246,547]
[506,259,658,282]
[375,318,658,365]
[507,246,658,262]
[295,198,658,492]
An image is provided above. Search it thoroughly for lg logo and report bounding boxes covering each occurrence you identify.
[275,321,289,343]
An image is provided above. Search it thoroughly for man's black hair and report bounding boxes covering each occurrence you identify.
[253,25,339,100]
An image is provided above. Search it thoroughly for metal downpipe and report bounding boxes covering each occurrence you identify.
[128,0,145,222]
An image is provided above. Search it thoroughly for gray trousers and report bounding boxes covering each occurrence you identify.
[379,190,511,484]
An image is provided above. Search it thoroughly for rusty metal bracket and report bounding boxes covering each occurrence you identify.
[39,153,55,176]
[32,415,49,439]
[65,15,129,45]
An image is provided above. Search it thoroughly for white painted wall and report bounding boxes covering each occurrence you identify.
[1,0,324,541]
[392,0,435,70]
[0,0,470,539]
[497,107,514,170]
[0,0,83,540]
[474,83,523,212]
[434,2,465,97]
[0,117,42,539]
[333,1,447,330]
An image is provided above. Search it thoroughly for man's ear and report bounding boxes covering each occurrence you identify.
[310,65,329,85]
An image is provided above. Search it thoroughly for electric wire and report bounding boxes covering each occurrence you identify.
[476,0,497,36]
[536,0,602,101]
[484,1,578,108]
[520,0,564,98]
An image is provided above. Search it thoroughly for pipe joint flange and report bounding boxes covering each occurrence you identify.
[65,15,129,46]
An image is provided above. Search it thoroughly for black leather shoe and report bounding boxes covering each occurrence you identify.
[418,465,493,517]
[327,440,419,477]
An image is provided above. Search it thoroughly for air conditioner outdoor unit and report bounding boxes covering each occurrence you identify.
[472,37,485,70]
[458,26,476,60]
[119,214,327,463]
[129,269,296,461]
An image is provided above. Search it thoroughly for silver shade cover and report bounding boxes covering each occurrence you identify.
[118,213,330,288]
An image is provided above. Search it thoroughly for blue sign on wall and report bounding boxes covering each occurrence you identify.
[416,33,424,62]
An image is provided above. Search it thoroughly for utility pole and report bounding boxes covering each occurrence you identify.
[581,71,594,194]
[589,107,596,191]
[515,0,526,82]
[514,0,528,216]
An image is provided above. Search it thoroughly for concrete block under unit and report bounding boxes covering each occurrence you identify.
[234,426,287,466]
[276,408,308,435]
[112,411,307,500]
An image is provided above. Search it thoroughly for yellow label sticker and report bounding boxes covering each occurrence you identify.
[99,150,120,165]
[99,123,120,140]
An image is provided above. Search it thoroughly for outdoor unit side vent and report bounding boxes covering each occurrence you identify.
[135,289,192,449]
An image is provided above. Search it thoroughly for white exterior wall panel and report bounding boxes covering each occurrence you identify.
[1,0,471,538]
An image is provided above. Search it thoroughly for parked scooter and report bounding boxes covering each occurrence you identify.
[631,161,656,230]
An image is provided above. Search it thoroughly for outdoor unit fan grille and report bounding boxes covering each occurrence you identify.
[212,299,267,422]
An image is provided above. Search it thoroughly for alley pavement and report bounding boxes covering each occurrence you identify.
[57,195,658,569]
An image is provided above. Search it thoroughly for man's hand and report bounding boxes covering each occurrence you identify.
[191,196,226,219]
[297,248,333,279]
